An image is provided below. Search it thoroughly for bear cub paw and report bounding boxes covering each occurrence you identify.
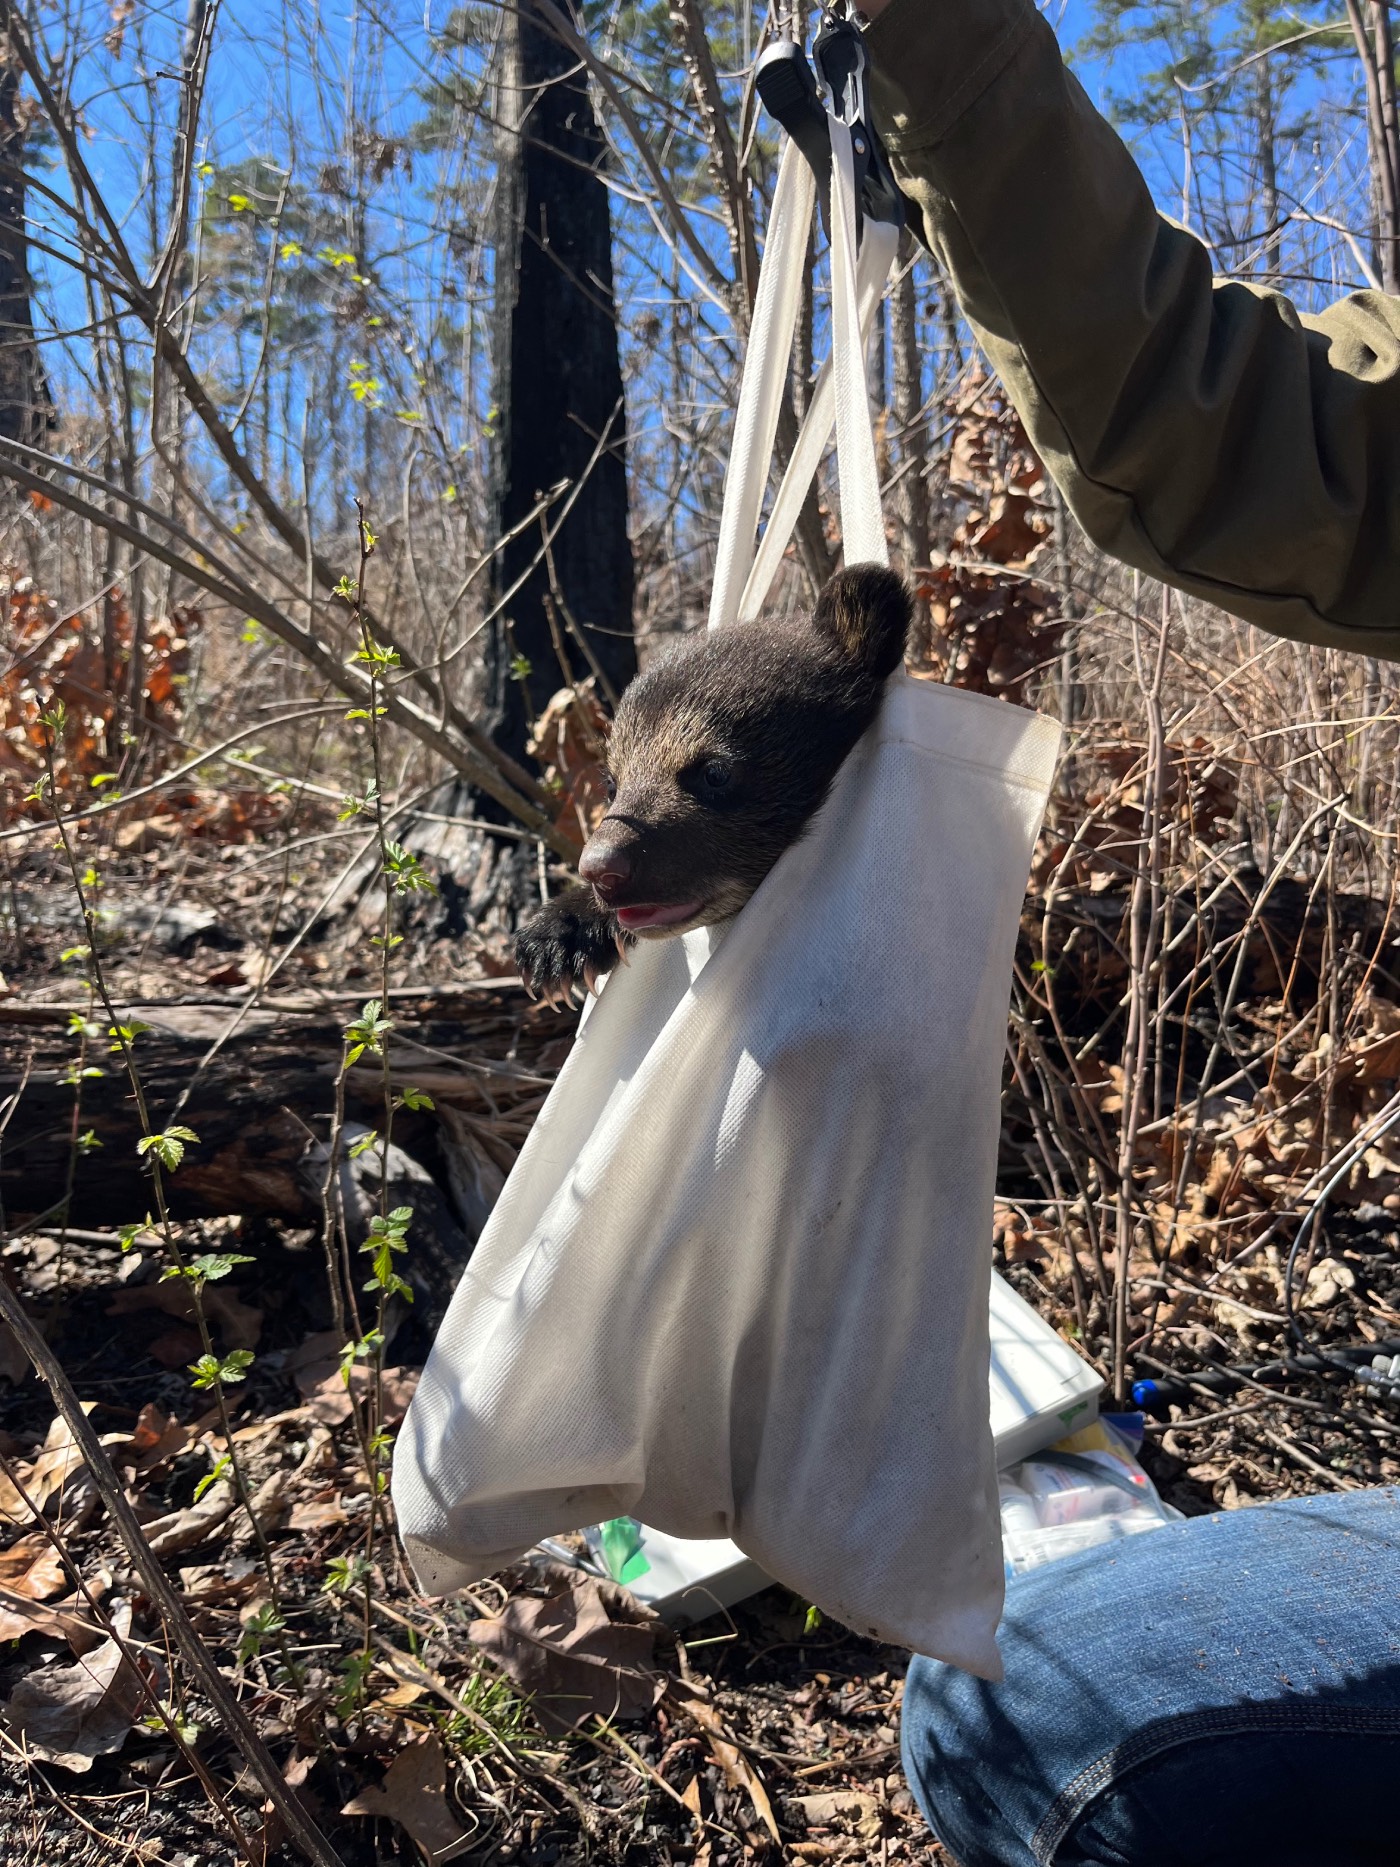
[515,885,627,1006]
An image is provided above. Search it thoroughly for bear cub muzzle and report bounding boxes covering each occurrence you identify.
[515,564,913,1003]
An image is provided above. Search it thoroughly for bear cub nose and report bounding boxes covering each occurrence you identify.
[579,840,632,901]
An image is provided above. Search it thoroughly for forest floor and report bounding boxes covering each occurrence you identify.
[2,842,1399,1866]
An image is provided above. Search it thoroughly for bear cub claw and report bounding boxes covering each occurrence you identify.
[516,884,628,1006]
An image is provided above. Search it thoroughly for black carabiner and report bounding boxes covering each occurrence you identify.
[755,7,904,243]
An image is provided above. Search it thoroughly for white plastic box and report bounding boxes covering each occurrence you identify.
[585,1269,1102,1627]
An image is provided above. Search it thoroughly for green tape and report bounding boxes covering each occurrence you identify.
[598,1516,651,1585]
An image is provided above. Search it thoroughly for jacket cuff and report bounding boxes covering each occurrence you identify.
[865,0,1047,154]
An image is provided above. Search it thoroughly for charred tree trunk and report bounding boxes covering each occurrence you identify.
[0,1,52,450]
[1346,0,1400,291]
[486,0,636,778]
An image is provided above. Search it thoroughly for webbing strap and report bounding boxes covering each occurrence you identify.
[708,115,896,631]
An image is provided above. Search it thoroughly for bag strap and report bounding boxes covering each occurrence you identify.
[707,139,815,634]
[826,114,890,573]
[708,115,896,631]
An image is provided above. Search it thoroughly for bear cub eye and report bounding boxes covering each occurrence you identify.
[701,758,733,795]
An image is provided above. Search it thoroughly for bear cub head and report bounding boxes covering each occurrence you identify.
[579,563,912,937]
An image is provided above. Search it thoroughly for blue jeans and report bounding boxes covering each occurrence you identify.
[901,1488,1400,1866]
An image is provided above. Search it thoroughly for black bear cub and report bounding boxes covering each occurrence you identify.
[515,564,913,1001]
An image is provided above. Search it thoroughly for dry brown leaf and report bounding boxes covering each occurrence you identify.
[371,1681,426,1711]
[129,1404,190,1472]
[794,1789,885,1840]
[287,1493,348,1533]
[469,1576,664,1734]
[106,1281,263,1351]
[0,1410,98,1524]
[0,1586,106,1653]
[245,1468,291,1534]
[146,1327,204,1370]
[302,1365,419,1428]
[1,1600,150,1771]
[177,1560,260,1605]
[0,1534,66,1601]
[676,1695,781,1845]
[341,1733,467,1862]
[680,1772,703,1822]
[143,1481,235,1555]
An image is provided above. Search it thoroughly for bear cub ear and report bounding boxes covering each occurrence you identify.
[811,565,912,680]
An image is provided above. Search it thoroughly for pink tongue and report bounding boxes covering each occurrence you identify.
[616,901,702,931]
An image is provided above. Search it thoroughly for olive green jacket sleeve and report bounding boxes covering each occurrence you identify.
[866,0,1400,657]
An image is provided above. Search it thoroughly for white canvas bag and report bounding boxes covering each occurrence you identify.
[394,120,1062,1675]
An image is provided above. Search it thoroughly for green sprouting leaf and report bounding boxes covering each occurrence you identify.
[118,1215,156,1253]
[24,774,52,804]
[334,1648,374,1718]
[397,1087,434,1112]
[323,1553,370,1596]
[442,483,457,503]
[347,1129,380,1160]
[188,1348,255,1390]
[332,575,358,600]
[344,999,393,1062]
[39,701,67,731]
[338,1329,385,1379]
[361,1207,413,1300]
[350,632,399,671]
[79,865,102,890]
[194,1453,231,1502]
[108,1019,151,1052]
[67,1012,102,1038]
[161,1251,254,1285]
[803,1603,823,1635]
[59,945,90,964]
[279,240,302,259]
[89,772,119,789]
[381,840,435,897]
[196,161,214,178]
[241,617,265,646]
[509,653,532,682]
[318,246,358,270]
[237,1601,284,1662]
[338,779,379,822]
[227,192,251,211]
[141,1701,202,1744]
[137,1124,200,1171]
[75,1129,102,1154]
[60,1064,106,1085]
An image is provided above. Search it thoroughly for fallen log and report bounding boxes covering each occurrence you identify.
[0,984,574,1242]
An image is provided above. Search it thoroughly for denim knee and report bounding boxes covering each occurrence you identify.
[899,1490,1400,1867]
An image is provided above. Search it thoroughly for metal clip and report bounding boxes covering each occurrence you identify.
[755,6,904,242]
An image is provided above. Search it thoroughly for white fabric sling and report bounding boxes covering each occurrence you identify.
[393,111,1062,1674]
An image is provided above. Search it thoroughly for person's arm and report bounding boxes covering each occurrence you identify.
[862,0,1400,656]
